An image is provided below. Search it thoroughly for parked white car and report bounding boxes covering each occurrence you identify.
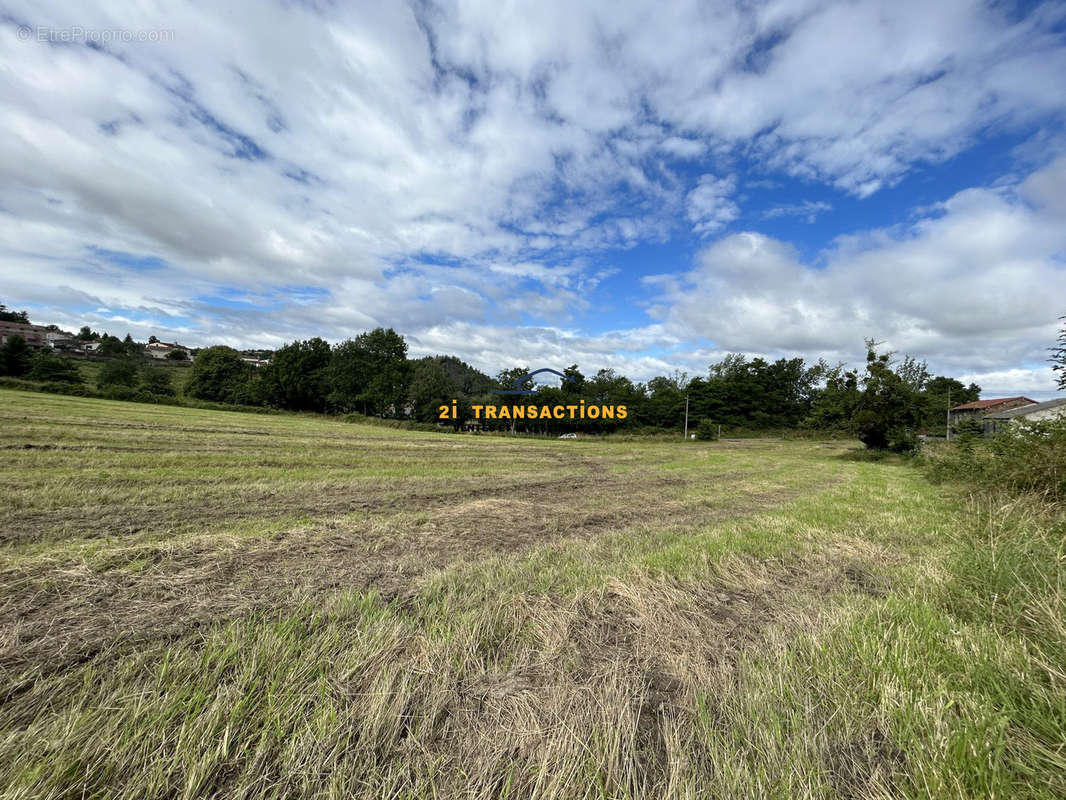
[558,433,578,439]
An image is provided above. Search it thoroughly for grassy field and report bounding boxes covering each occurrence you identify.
[1,389,1063,798]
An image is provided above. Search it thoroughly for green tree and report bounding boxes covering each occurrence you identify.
[122,333,142,358]
[0,304,29,323]
[96,334,127,359]
[805,364,860,430]
[585,368,638,404]
[692,355,825,430]
[852,343,925,451]
[328,328,409,415]
[895,355,931,392]
[495,367,533,393]
[76,326,98,341]
[409,359,455,423]
[328,340,373,413]
[261,337,331,411]
[1051,315,1066,391]
[695,419,718,440]
[0,335,33,377]
[165,348,188,361]
[185,346,254,404]
[415,355,493,396]
[532,385,568,434]
[642,375,687,429]
[141,368,175,396]
[562,364,585,396]
[97,358,139,389]
[584,368,641,433]
[406,355,490,428]
[28,350,83,383]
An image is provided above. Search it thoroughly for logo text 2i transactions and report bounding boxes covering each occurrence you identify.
[437,368,627,421]
[438,400,627,421]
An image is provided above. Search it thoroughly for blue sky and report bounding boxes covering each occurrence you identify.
[1,0,1065,397]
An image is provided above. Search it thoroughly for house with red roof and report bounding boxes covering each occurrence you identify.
[949,396,1035,429]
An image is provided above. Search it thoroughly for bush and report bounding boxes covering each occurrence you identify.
[42,381,92,397]
[141,368,175,396]
[0,375,286,414]
[97,359,139,389]
[0,335,32,377]
[924,419,1066,501]
[954,416,984,442]
[28,350,83,384]
[695,419,718,440]
[98,384,137,401]
[0,376,46,392]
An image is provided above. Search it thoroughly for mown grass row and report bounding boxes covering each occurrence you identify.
[0,460,917,798]
[1,392,1064,797]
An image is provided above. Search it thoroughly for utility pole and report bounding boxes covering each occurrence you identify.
[946,385,951,441]
[683,395,689,440]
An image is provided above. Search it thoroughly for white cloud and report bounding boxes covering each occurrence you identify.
[0,1,1063,392]
[686,175,739,235]
[3,1,1063,281]
[762,200,832,223]
[957,367,1059,401]
[407,320,700,380]
[649,156,1066,390]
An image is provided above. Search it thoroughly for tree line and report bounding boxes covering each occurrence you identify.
[15,298,1066,451]
[0,313,983,448]
[177,330,980,447]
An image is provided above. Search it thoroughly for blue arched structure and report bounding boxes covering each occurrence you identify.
[493,367,576,395]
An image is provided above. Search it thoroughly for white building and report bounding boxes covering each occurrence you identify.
[45,331,75,349]
[145,341,192,360]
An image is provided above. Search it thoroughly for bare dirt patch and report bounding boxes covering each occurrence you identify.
[826,725,908,799]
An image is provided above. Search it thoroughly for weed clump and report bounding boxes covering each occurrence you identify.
[922,419,1066,502]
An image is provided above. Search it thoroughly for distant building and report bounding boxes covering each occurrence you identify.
[949,397,1035,429]
[45,330,76,350]
[0,321,81,350]
[145,341,192,360]
[240,356,270,368]
[0,321,49,348]
[983,397,1066,435]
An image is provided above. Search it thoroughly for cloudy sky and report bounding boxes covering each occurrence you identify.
[2,1,1065,396]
